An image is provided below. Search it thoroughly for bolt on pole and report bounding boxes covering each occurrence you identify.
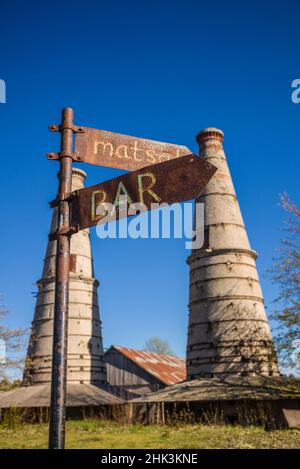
[49,108,74,449]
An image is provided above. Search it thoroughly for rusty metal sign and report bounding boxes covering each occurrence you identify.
[69,154,217,232]
[73,126,191,170]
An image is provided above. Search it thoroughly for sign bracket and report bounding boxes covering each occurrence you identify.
[47,124,85,162]
[49,190,78,209]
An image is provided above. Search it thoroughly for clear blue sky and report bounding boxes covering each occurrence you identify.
[0,0,299,360]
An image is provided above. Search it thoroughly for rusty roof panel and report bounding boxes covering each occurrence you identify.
[112,346,186,385]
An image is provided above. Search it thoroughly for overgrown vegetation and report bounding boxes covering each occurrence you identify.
[269,194,300,372]
[0,419,299,449]
[0,297,28,383]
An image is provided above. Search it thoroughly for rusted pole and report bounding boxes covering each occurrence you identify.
[49,108,74,449]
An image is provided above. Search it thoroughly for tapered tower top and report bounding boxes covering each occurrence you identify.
[63,167,86,188]
[72,167,87,180]
[196,127,224,143]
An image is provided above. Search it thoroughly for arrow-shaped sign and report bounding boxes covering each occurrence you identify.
[73,126,192,171]
[69,154,217,232]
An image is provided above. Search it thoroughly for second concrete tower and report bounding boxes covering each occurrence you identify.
[186,128,279,379]
[24,168,107,386]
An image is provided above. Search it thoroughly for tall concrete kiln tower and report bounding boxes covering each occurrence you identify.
[186,128,279,379]
[24,168,107,386]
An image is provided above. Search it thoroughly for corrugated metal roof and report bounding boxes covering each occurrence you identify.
[112,346,186,385]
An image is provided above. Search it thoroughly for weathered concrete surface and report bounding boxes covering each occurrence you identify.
[186,128,279,379]
[130,375,300,403]
[23,169,107,386]
[282,409,300,429]
[0,383,121,408]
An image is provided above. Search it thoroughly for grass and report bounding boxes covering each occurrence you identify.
[0,419,299,449]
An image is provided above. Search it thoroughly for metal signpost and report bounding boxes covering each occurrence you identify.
[48,108,74,449]
[47,107,217,449]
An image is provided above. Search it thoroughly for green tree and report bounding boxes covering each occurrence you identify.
[270,194,300,372]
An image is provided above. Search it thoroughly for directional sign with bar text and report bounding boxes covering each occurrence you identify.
[69,154,217,232]
[74,126,192,171]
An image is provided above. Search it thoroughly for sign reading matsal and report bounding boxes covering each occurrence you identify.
[70,154,217,232]
[75,126,192,171]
